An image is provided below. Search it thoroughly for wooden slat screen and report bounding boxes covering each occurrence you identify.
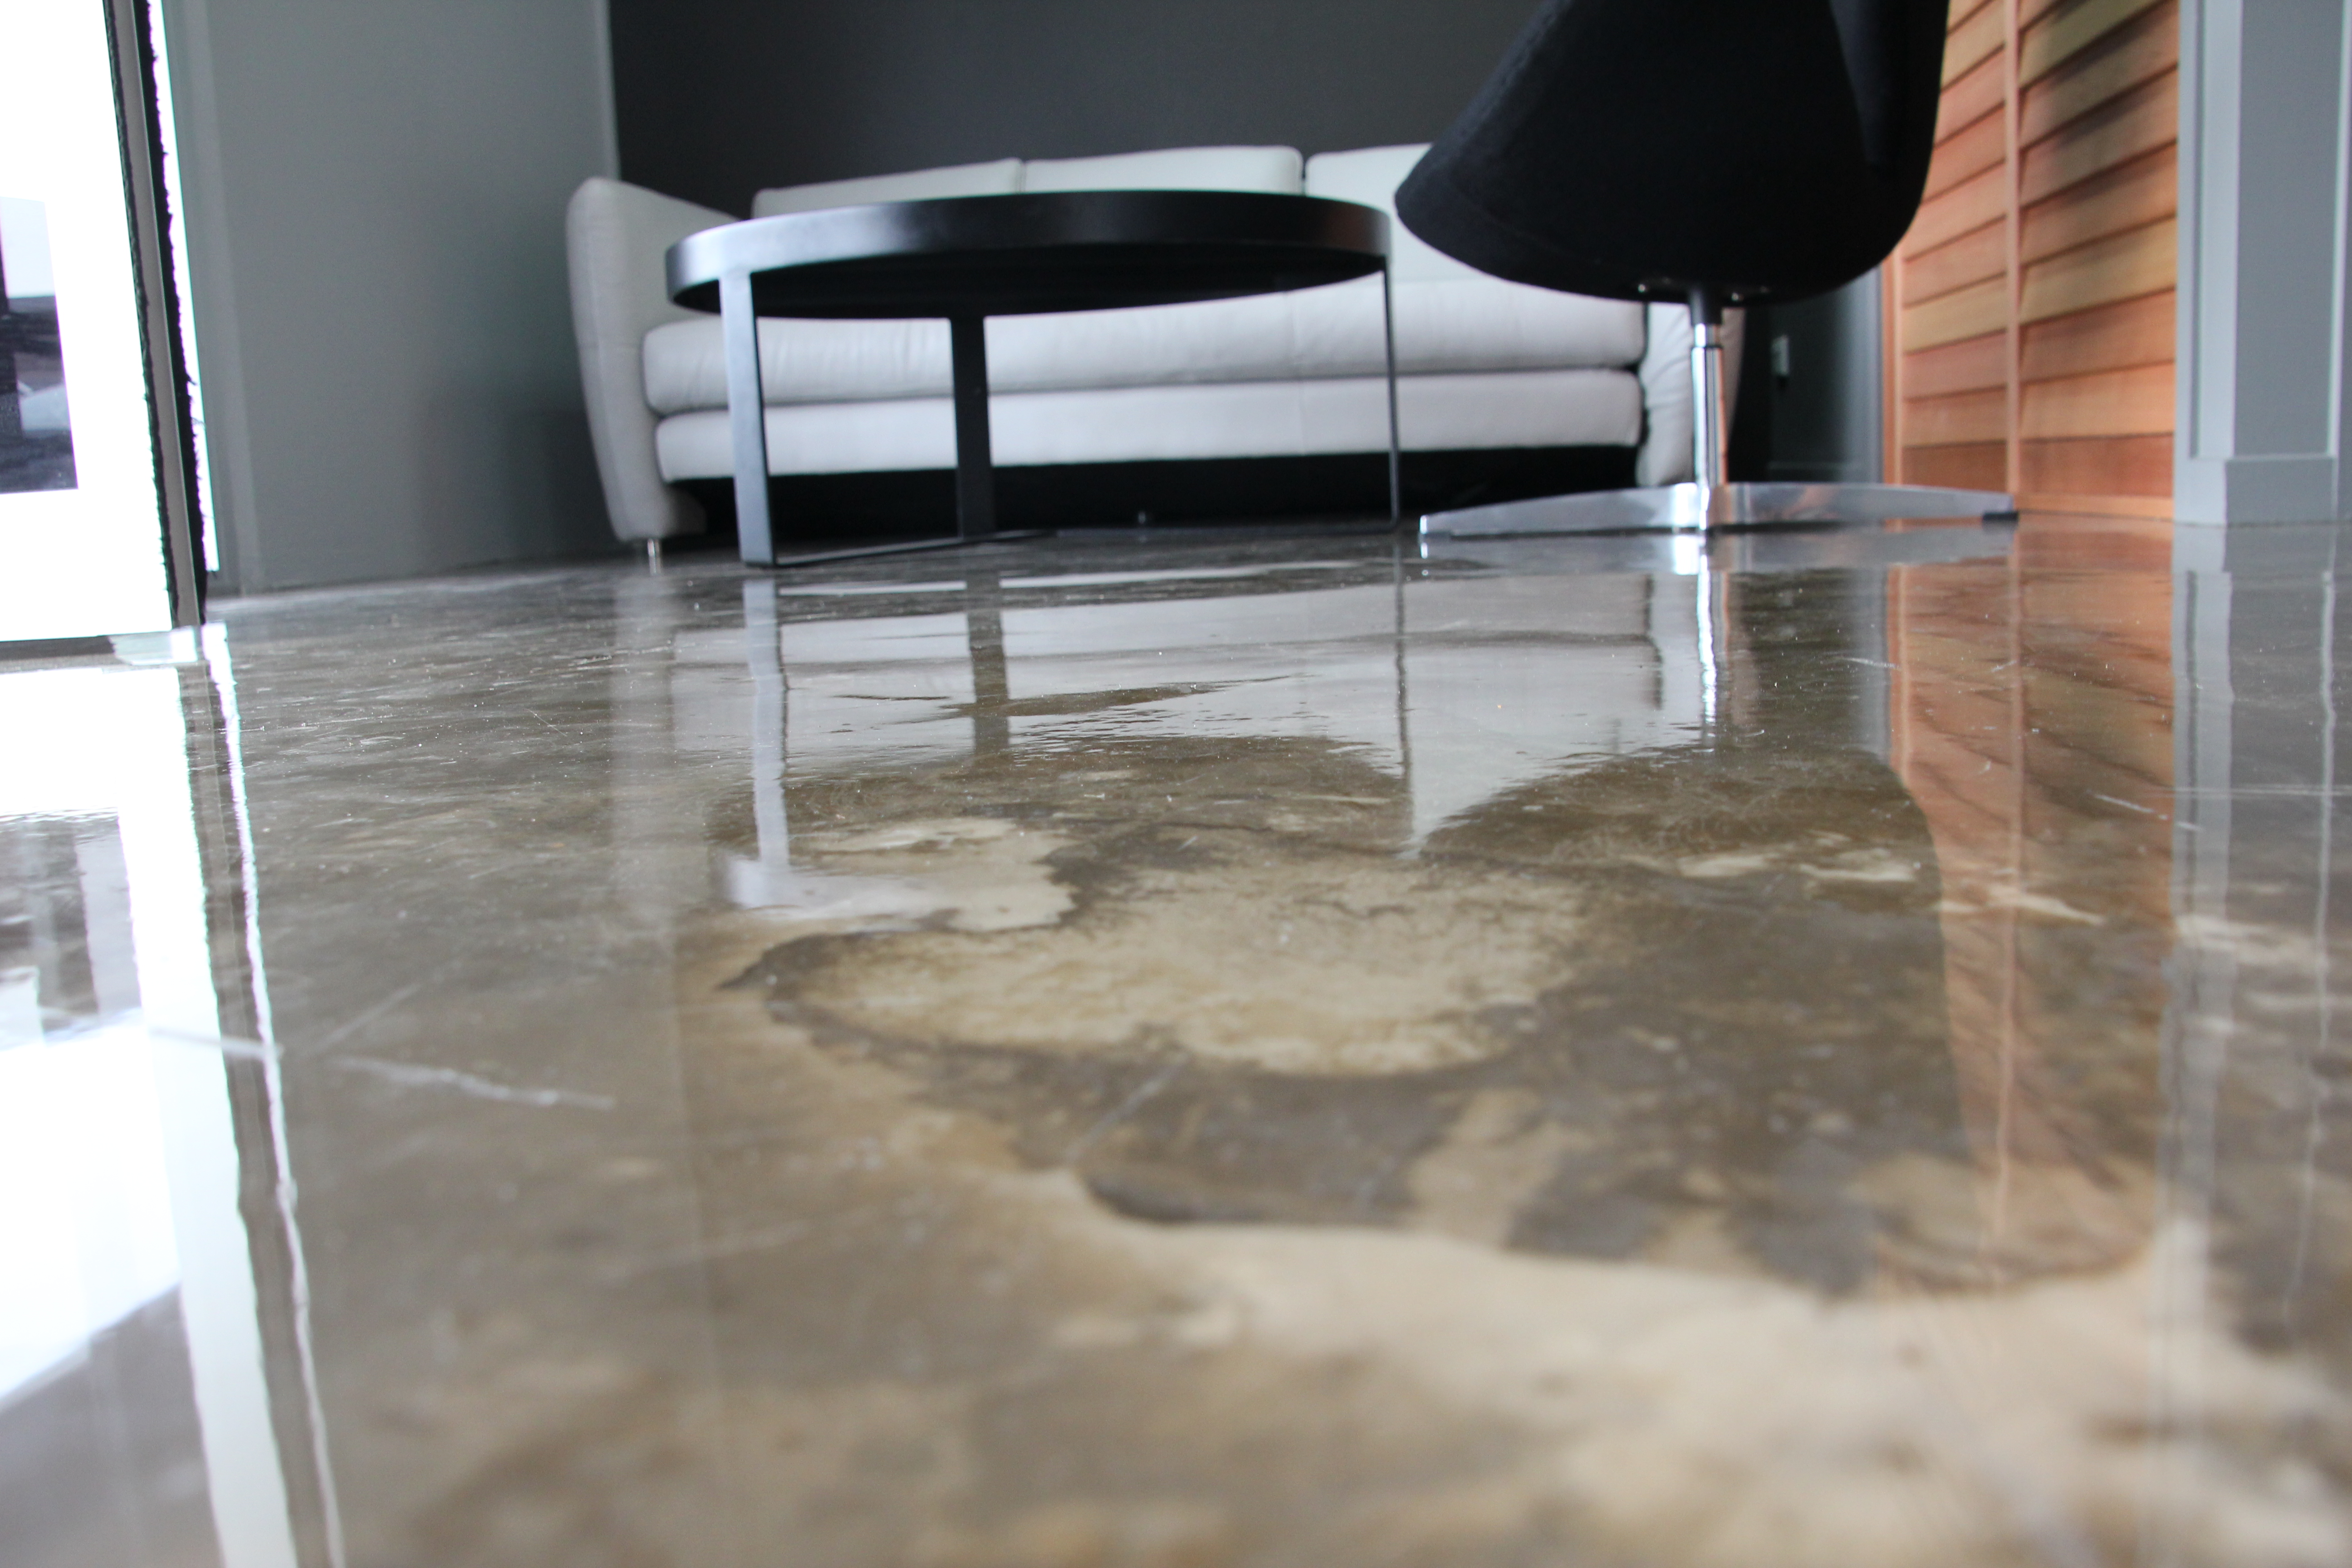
[1887,0,2179,514]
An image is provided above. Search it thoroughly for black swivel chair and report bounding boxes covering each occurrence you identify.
[1398,0,2014,535]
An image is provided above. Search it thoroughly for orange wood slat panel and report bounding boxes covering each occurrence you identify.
[1940,52,2008,142]
[2019,289,2175,381]
[2020,434,2173,496]
[1908,387,2011,446]
[2015,494,2178,516]
[2019,217,2175,321]
[2019,0,2177,145]
[2019,361,2175,438]
[2019,70,2177,204]
[1947,0,2008,87]
[2019,0,2170,86]
[1905,442,2010,489]
[2020,143,2175,263]
[1888,0,2177,509]
[1906,220,2009,302]
[1906,276,2011,351]
[1903,333,2010,398]
[1909,164,2010,253]
[1926,108,2009,200]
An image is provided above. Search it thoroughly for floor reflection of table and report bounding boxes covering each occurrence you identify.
[665,190,1395,567]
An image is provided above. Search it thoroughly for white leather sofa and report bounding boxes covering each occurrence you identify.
[567,144,1732,545]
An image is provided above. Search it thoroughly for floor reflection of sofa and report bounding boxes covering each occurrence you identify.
[662,559,1980,1295]
[745,568,1711,838]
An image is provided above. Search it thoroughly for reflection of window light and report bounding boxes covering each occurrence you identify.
[0,1025,182,1403]
[0,650,314,1565]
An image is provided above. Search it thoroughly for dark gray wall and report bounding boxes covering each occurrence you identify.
[1740,274,1884,485]
[611,0,1539,215]
[165,0,620,594]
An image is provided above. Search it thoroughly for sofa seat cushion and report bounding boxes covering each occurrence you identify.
[751,158,1022,217]
[1021,145,1303,194]
[652,368,1644,478]
[642,279,1643,413]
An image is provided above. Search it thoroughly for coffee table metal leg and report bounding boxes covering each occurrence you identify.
[949,315,997,540]
[720,269,775,564]
[1382,265,1401,523]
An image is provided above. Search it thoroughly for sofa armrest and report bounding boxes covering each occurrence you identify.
[567,177,734,543]
[1636,304,1745,486]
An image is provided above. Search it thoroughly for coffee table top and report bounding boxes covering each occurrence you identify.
[665,189,1389,320]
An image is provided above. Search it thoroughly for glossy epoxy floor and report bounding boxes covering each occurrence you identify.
[6,519,2352,1567]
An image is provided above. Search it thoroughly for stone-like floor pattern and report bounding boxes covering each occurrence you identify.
[6,518,2352,1567]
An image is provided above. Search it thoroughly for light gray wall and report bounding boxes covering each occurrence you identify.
[163,0,619,593]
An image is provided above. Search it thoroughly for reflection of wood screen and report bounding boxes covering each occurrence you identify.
[1885,522,2172,1276]
[1888,0,2179,516]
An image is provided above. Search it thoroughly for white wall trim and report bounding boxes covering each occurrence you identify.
[2176,0,2352,524]
[2336,0,2352,523]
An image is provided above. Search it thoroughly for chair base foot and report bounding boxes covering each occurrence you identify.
[1420,482,2017,538]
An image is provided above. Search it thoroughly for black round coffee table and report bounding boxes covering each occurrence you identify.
[666,190,1393,565]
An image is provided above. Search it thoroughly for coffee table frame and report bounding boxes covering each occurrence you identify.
[666,191,1397,566]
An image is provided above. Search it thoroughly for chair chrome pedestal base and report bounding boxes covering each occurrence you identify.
[1420,481,2018,539]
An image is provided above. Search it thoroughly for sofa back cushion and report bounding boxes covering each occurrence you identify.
[750,157,1022,217]
[1021,145,1303,194]
[1304,144,1477,285]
